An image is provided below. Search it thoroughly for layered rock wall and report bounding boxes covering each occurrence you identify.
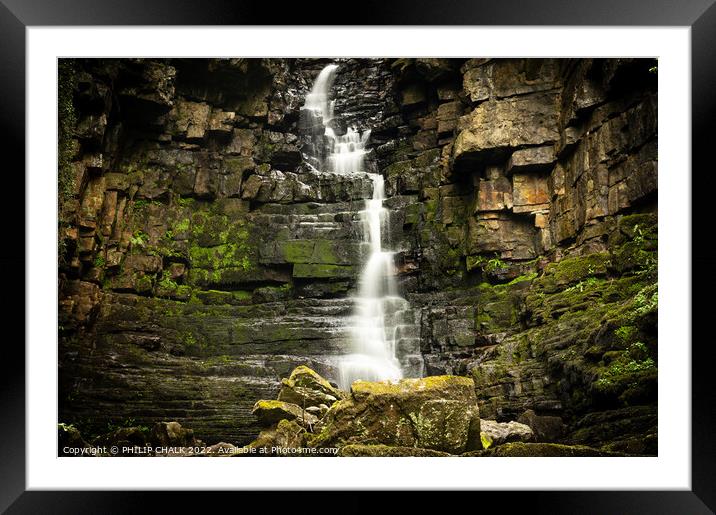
[58,57,657,451]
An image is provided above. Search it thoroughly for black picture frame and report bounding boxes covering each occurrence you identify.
[2,1,714,511]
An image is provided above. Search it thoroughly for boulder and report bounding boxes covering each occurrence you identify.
[252,399,319,428]
[149,421,197,448]
[517,409,566,442]
[479,419,534,449]
[277,365,344,409]
[245,419,307,455]
[309,376,482,454]
[58,423,89,455]
[413,399,481,454]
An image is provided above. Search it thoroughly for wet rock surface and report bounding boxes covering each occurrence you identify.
[59,57,658,454]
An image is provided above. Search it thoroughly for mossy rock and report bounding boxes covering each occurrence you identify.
[244,419,307,455]
[277,365,344,409]
[194,289,252,306]
[412,399,481,454]
[479,419,534,448]
[533,252,610,293]
[464,442,624,457]
[351,375,476,406]
[149,421,196,447]
[309,376,480,452]
[292,263,356,279]
[338,444,453,457]
[251,399,319,428]
[610,240,656,275]
[614,213,657,243]
[58,423,89,455]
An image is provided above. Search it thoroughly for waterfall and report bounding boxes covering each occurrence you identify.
[303,64,338,125]
[339,172,405,388]
[301,64,409,389]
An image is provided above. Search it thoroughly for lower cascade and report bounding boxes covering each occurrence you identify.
[340,172,407,388]
[301,64,412,388]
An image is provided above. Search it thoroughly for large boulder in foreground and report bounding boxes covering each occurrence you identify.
[277,365,344,409]
[480,419,534,449]
[309,375,481,455]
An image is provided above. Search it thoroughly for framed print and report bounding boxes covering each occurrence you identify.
[3,0,715,511]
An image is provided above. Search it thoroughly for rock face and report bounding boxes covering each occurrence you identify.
[58,57,658,454]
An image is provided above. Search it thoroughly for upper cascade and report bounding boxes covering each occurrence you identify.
[303,63,338,125]
[300,64,370,175]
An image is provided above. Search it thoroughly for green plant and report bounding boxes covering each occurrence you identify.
[177,196,195,207]
[595,357,656,387]
[485,257,507,273]
[130,230,149,248]
[564,277,600,294]
[614,325,638,343]
[630,284,658,320]
[132,199,149,211]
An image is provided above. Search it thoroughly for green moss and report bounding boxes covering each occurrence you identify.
[404,203,422,225]
[292,263,355,279]
[615,325,638,345]
[58,60,78,263]
[563,277,601,294]
[58,60,77,210]
[629,283,658,321]
[177,196,195,207]
[595,357,656,388]
[474,281,520,333]
[477,442,618,457]
[424,200,438,222]
[312,240,339,264]
[190,243,251,271]
[282,240,314,263]
[533,252,610,293]
[130,230,149,248]
[174,218,191,233]
[506,272,538,285]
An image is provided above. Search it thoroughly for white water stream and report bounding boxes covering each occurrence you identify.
[302,64,408,388]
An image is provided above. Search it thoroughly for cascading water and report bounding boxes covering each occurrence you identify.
[339,172,406,387]
[301,64,413,389]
